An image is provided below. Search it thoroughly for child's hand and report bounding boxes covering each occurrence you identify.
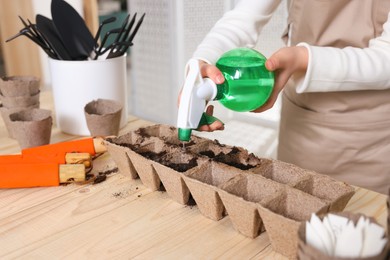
[252,46,308,113]
[198,61,225,85]
[197,61,224,131]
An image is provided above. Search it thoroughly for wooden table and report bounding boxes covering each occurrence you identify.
[0,91,387,259]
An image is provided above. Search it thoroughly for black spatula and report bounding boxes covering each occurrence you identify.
[51,0,95,60]
[36,14,72,60]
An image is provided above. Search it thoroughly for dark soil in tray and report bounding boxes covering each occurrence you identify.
[200,147,256,170]
[138,150,199,173]
[220,161,255,171]
[111,142,146,151]
[160,157,198,173]
[139,150,167,161]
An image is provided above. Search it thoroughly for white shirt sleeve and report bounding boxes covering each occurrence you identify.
[296,12,390,93]
[192,0,281,65]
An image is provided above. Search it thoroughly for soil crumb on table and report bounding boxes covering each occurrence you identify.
[93,167,119,184]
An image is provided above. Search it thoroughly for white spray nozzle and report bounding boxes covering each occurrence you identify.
[177,59,217,140]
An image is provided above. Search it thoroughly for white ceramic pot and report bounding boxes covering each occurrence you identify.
[48,55,128,136]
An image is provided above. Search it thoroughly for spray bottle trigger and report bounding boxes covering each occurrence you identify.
[198,112,224,128]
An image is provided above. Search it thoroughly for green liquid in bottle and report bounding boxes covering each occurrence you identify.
[215,48,274,112]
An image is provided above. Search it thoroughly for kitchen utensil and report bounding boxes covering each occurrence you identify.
[51,0,95,60]
[94,16,117,48]
[36,15,72,60]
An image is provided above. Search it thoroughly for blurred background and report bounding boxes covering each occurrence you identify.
[0,0,287,158]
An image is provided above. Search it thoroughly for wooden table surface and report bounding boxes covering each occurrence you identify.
[0,91,387,259]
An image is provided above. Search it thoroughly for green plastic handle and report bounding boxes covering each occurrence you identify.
[178,113,224,142]
[198,113,224,128]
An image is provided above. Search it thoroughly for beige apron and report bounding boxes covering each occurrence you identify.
[278,0,390,194]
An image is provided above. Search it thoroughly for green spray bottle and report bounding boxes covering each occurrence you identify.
[177,47,274,141]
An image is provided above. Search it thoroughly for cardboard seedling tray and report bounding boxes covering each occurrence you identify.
[105,124,357,258]
[104,132,143,179]
[297,174,355,212]
[252,159,312,188]
[152,150,208,205]
[252,160,355,212]
[126,137,177,191]
[136,124,206,147]
[183,161,246,220]
[190,140,264,170]
[218,174,286,238]
[135,124,177,139]
[258,187,329,259]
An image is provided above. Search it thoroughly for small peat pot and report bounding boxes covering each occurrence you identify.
[0,91,40,108]
[0,76,40,97]
[84,99,123,136]
[0,103,40,138]
[9,108,52,149]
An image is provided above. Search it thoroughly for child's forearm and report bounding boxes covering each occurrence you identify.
[296,42,390,93]
[296,12,390,93]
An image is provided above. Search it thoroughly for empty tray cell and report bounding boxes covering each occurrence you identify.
[218,174,285,238]
[252,160,312,189]
[106,130,144,147]
[136,124,176,139]
[297,174,355,212]
[258,187,329,259]
[152,150,208,205]
[183,161,245,220]
[127,138,179,191]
